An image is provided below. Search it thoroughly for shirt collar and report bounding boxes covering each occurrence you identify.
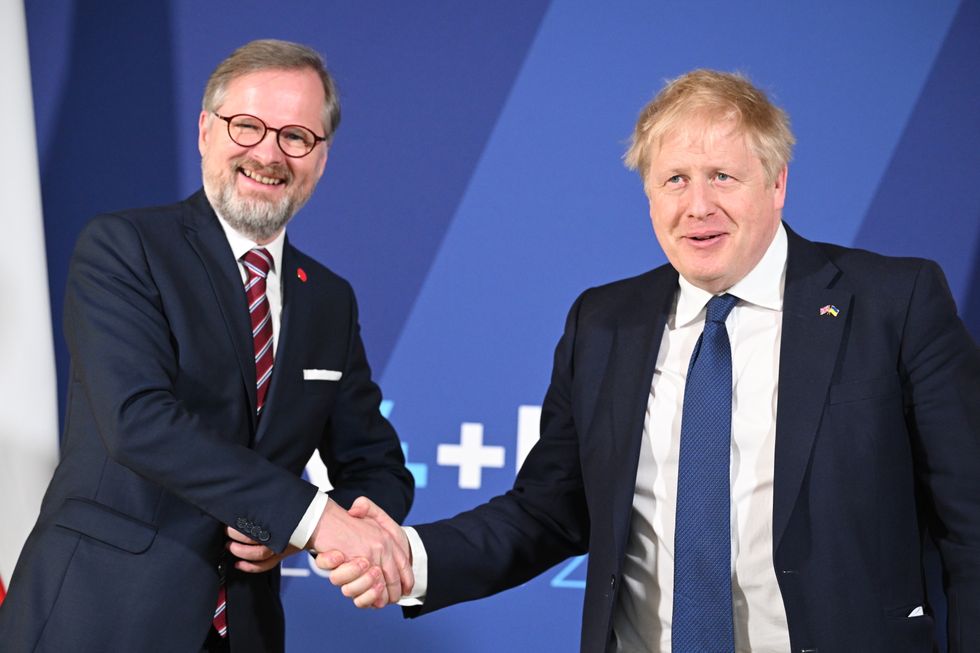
[214,211,285,275]
[674,222,787,327]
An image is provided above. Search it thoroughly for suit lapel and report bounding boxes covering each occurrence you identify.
[772,227,851,551]
[608,267,678,541]
[182,191,258,424]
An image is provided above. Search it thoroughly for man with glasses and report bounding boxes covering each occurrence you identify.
[0,39,413,653]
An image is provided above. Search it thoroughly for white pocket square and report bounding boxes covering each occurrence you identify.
[303,369,342,381]
[907,606,924,618]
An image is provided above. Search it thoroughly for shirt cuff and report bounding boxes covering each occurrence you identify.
[397,526,428,606]
[289,492,329,550]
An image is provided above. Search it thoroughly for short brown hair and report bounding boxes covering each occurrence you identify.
[203,39,341,143]
[624,69,794,185]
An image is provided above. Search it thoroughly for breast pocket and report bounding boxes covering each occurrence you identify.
[302,368,343,396]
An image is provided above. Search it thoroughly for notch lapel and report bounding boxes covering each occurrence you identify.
[182,192,258,424]
[772,228,851,552]
[254,242,347,444]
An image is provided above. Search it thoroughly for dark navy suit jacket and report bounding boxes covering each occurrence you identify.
[0,191,413,652]
[408,226,979,652]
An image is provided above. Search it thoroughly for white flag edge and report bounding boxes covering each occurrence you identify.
[0,1,61,587]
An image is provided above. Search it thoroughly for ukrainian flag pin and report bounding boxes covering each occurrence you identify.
[819,304,840,317]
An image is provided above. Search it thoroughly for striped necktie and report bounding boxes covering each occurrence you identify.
[242,247,275,415]
[212,247,275,639]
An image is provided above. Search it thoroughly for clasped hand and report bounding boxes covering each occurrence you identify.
[225,496,410,609]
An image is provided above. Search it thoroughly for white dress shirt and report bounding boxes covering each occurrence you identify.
[215,215,285,355]
[405,226,793,653]
[214,216,327,550]
[613,223,790,652]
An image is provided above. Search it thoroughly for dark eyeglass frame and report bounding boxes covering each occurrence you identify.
[214,113,327,158]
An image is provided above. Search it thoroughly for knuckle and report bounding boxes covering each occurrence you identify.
[355,592,373,608]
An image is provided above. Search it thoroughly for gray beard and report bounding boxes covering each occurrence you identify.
[204,179,298,243]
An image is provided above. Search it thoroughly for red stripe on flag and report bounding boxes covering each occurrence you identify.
[1,575,7,606]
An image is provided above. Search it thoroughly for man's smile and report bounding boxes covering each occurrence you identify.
[240,167,285,186]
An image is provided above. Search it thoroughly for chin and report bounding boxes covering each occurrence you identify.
[684,271,728,293]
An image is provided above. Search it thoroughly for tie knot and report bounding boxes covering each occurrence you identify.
[242,248,272,278]
[705,293,738,324]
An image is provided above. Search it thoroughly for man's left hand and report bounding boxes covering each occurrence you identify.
[226,526,301,573]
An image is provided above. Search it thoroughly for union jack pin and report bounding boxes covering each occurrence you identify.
[297,268,308,282]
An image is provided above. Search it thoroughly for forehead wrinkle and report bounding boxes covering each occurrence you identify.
[651,121,757,176]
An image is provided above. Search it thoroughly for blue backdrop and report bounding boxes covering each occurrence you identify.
[26,1,979,650]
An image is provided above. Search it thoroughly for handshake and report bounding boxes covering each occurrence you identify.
[226,496,413,609]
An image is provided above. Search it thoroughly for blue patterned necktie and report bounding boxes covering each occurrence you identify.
[672,293,739,653]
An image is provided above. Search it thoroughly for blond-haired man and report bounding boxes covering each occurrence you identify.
[328,69,979,652]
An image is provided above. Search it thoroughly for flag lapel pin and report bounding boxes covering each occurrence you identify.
[819,304,840,317]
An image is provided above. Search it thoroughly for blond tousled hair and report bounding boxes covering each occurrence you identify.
[624,69,794,186]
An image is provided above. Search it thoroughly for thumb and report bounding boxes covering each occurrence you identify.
[348,495,378,520]
[350,497,403,545]
[315,549,346,570]
[226,526,256,544]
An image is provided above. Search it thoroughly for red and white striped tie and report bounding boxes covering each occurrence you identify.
[213,584,228,639]
[243,247,275,415]
[213,247,275,639]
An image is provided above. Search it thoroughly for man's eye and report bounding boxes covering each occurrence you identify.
[281,128,314,145]
[716,172,731,181]
[667,175,684,184]
[234,122,262,132]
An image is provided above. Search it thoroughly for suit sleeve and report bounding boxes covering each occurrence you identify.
[65,214,316,552]
[901,260,980,650]
[407,292,591,615]
[317,286,414,523]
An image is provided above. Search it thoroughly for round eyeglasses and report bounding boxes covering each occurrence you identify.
[215,113,326,158]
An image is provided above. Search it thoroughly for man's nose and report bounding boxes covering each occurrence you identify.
[685,179,717,219]
[247,130,286,164]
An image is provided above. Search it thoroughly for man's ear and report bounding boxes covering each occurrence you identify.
[198,110,212,156]
[315,147,328,179]
[772,165,788,211]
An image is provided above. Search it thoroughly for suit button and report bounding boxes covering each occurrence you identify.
[609,575,616,589]
[217,560,227,580]
[258,530,271,543]
[236,517,248,529]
